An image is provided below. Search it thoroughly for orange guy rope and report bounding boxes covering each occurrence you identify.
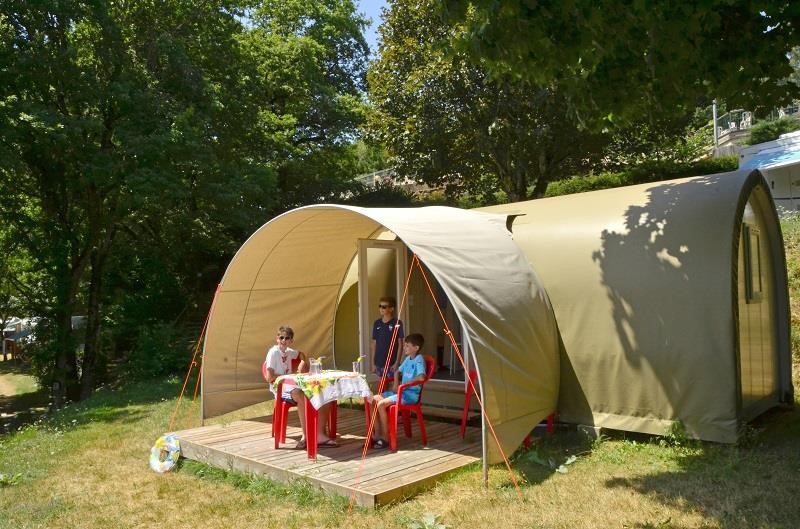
[348,254,417,513]
[413,258,524,500]
[167,284,220,432]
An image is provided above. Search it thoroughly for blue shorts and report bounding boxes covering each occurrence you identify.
[281,387,298,405]
[375,365,395,379]
[381,390,419,405]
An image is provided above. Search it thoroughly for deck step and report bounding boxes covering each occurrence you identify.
[421,404,474,420]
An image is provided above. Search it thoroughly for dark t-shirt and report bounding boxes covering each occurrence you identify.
[372,317,404,374]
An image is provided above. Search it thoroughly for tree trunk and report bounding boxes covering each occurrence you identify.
[531,177,549,198]
[80,246,108,400]
[51,261,81,409]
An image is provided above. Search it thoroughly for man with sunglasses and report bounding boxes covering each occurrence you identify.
[371,296,404,383]
[264,326,337,449]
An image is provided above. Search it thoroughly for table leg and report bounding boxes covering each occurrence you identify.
[328,402,338,439]
[306,397,318,459]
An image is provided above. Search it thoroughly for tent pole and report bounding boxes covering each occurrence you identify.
[480,348,488,487]
[482,424,488,487]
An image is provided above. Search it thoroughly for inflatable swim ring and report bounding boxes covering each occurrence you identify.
[150,433,181,473]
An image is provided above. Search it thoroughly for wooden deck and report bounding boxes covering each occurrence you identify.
[174,407,482,507]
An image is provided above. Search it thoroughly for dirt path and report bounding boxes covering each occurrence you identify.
[0,360,48,432]
[0,375,18,396]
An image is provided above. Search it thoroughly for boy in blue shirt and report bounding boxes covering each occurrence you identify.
[370,333,427,449]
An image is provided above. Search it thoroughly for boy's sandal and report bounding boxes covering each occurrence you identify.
[318,438,339,448]
[372,438,388,449]
[295,439,307,450]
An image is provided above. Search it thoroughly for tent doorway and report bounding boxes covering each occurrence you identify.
[357,239,409,376]
[404,261,470,385]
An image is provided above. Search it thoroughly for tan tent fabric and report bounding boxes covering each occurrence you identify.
[202,205,560,463]
[481,170,792,442]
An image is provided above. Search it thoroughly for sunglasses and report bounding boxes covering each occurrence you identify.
[278,335,292,341]
[378,304,393,309]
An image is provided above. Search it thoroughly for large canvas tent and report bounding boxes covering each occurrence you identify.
[203,169,792,460]
[201,205,560,463]
[482,169,793,442]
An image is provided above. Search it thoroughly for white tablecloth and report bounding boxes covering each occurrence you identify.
[275,370,372,410]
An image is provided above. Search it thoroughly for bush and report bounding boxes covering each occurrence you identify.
[346,180,416,207]
[126,323,193,380]
[545,157,739,198]
[746,117,800,145]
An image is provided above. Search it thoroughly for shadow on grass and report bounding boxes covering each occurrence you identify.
[512,428,594,486]
[0,390,49,434]
[603,406,800,529]
[1,373,191,435]
[0,359,49,433]
[0,358,29,376]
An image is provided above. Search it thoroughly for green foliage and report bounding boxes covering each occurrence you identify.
[660,421,698,449]
[126,323,192,380]
[746,117,800,145]
[445,1,800,129]
[0,0,371,401]
[368,0,605,202]
[736,423,763,448]
[599,106,716,170]
[346,181,416,207]
[0,473,23,487]
[546,157,738,198]
[406,513,448,529]
[782,217,800,365]
[350,140,392,176]
[517,447,578,474]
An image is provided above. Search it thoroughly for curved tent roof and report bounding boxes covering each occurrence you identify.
[202,205,560,463]
[481,170,792,442]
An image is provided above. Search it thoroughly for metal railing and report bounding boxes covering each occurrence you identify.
[716,109,753,139]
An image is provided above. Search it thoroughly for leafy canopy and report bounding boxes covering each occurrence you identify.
[445,1,800,128]
[368,0,604,202]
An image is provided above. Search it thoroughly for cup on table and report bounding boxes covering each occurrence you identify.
[309,359,322,375]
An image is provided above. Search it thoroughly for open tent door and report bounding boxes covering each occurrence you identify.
[357,239,409,377]
[202,204,560,464]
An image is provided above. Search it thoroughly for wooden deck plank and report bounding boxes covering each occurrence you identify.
[175,408,481,507]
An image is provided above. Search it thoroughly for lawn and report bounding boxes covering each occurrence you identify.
[0,217,798,529]
[0,358,48,435]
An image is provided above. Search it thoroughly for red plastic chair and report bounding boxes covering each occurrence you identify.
[460,368,554,439]
[459,368,479,438]
[264,357,337,450]
[387,355,436,452]
[264,357,301,440]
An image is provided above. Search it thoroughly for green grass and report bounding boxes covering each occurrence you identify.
[1,374,799,529]
[0,358,39,396]
[783,217,800,371]
[0,359,49,434]
[0,219,797,529]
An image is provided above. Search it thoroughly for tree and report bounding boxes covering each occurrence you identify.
[368,0,604,202]
[0,232,25,361]
[0,0,372,404]
[243,0,370,211]
[445,1,800,129]
[0,1,275,403]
